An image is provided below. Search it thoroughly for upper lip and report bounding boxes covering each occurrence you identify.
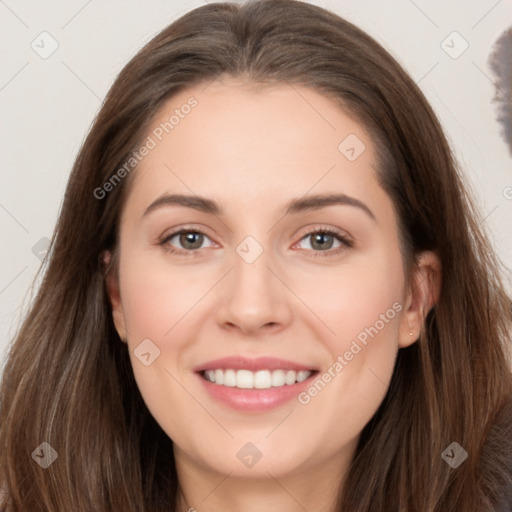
[194,356,317,373]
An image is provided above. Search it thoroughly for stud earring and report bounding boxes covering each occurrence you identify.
[409,331,413,336]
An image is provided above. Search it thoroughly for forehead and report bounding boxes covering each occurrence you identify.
[123,78,389,220]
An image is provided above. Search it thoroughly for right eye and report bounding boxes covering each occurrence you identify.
[159,228,217,255]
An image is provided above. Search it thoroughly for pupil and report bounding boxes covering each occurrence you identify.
[181,232,203,249]
[312,233,332,250]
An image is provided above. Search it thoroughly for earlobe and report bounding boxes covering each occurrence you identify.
[101,250,127,342]
[399,251,441,348]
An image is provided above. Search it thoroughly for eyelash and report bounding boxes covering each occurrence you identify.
[158,226,353,258]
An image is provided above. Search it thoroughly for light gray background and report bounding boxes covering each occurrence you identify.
[1,0,511,366]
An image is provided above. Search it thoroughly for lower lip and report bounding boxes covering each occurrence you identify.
[196,372,317,411]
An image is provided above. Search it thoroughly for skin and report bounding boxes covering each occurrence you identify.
[106,78,440,512]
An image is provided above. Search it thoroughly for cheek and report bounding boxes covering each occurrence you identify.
[116,251,209,439]
[118,249,211,343]
[294,250,405,439]
[296,248,405,353]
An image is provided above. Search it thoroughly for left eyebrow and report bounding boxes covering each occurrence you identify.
[284,193,375,221]
[142,192,375,221]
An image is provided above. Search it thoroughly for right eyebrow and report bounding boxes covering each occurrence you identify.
[142,194,222,218]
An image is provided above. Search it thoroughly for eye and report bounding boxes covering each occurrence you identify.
[294,227,353,257]
[159,228,216,255]
[158,226,352,257]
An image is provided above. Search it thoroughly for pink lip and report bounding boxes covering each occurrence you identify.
[193,356,318,412]
[196,373,316,411]
[193,356,316,372]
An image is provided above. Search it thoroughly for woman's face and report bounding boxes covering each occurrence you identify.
[108,78,423,483]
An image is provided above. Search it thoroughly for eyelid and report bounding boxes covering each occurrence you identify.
[159,223,213,241]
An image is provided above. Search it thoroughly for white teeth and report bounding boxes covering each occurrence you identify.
[236,370,254,389]
[254,370,272,389]
[285,370,296,385]
[202,369,312,388]
[296,370,310,383]
[271,369,286,387]
[223,369,236,387]
[214,369,224,385]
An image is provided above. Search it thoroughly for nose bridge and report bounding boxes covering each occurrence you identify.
[216,234,292,333]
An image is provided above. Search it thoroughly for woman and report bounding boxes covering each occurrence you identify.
[1,1,511,510]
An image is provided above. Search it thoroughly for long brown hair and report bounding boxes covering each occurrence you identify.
[1,1,511,510]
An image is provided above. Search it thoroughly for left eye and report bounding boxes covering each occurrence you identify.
[295,230,347,252]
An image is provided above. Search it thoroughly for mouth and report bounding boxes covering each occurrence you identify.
[194,356,319,411]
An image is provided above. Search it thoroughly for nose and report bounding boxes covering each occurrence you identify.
[215,246,293,337]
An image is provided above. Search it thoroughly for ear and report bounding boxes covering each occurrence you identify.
[398,251,441,348]
[101,250,127,342]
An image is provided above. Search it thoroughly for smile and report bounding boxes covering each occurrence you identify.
[201,368,313,389]
[194,356,319,411]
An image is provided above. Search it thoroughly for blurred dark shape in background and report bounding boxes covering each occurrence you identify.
[489,27,512,156]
